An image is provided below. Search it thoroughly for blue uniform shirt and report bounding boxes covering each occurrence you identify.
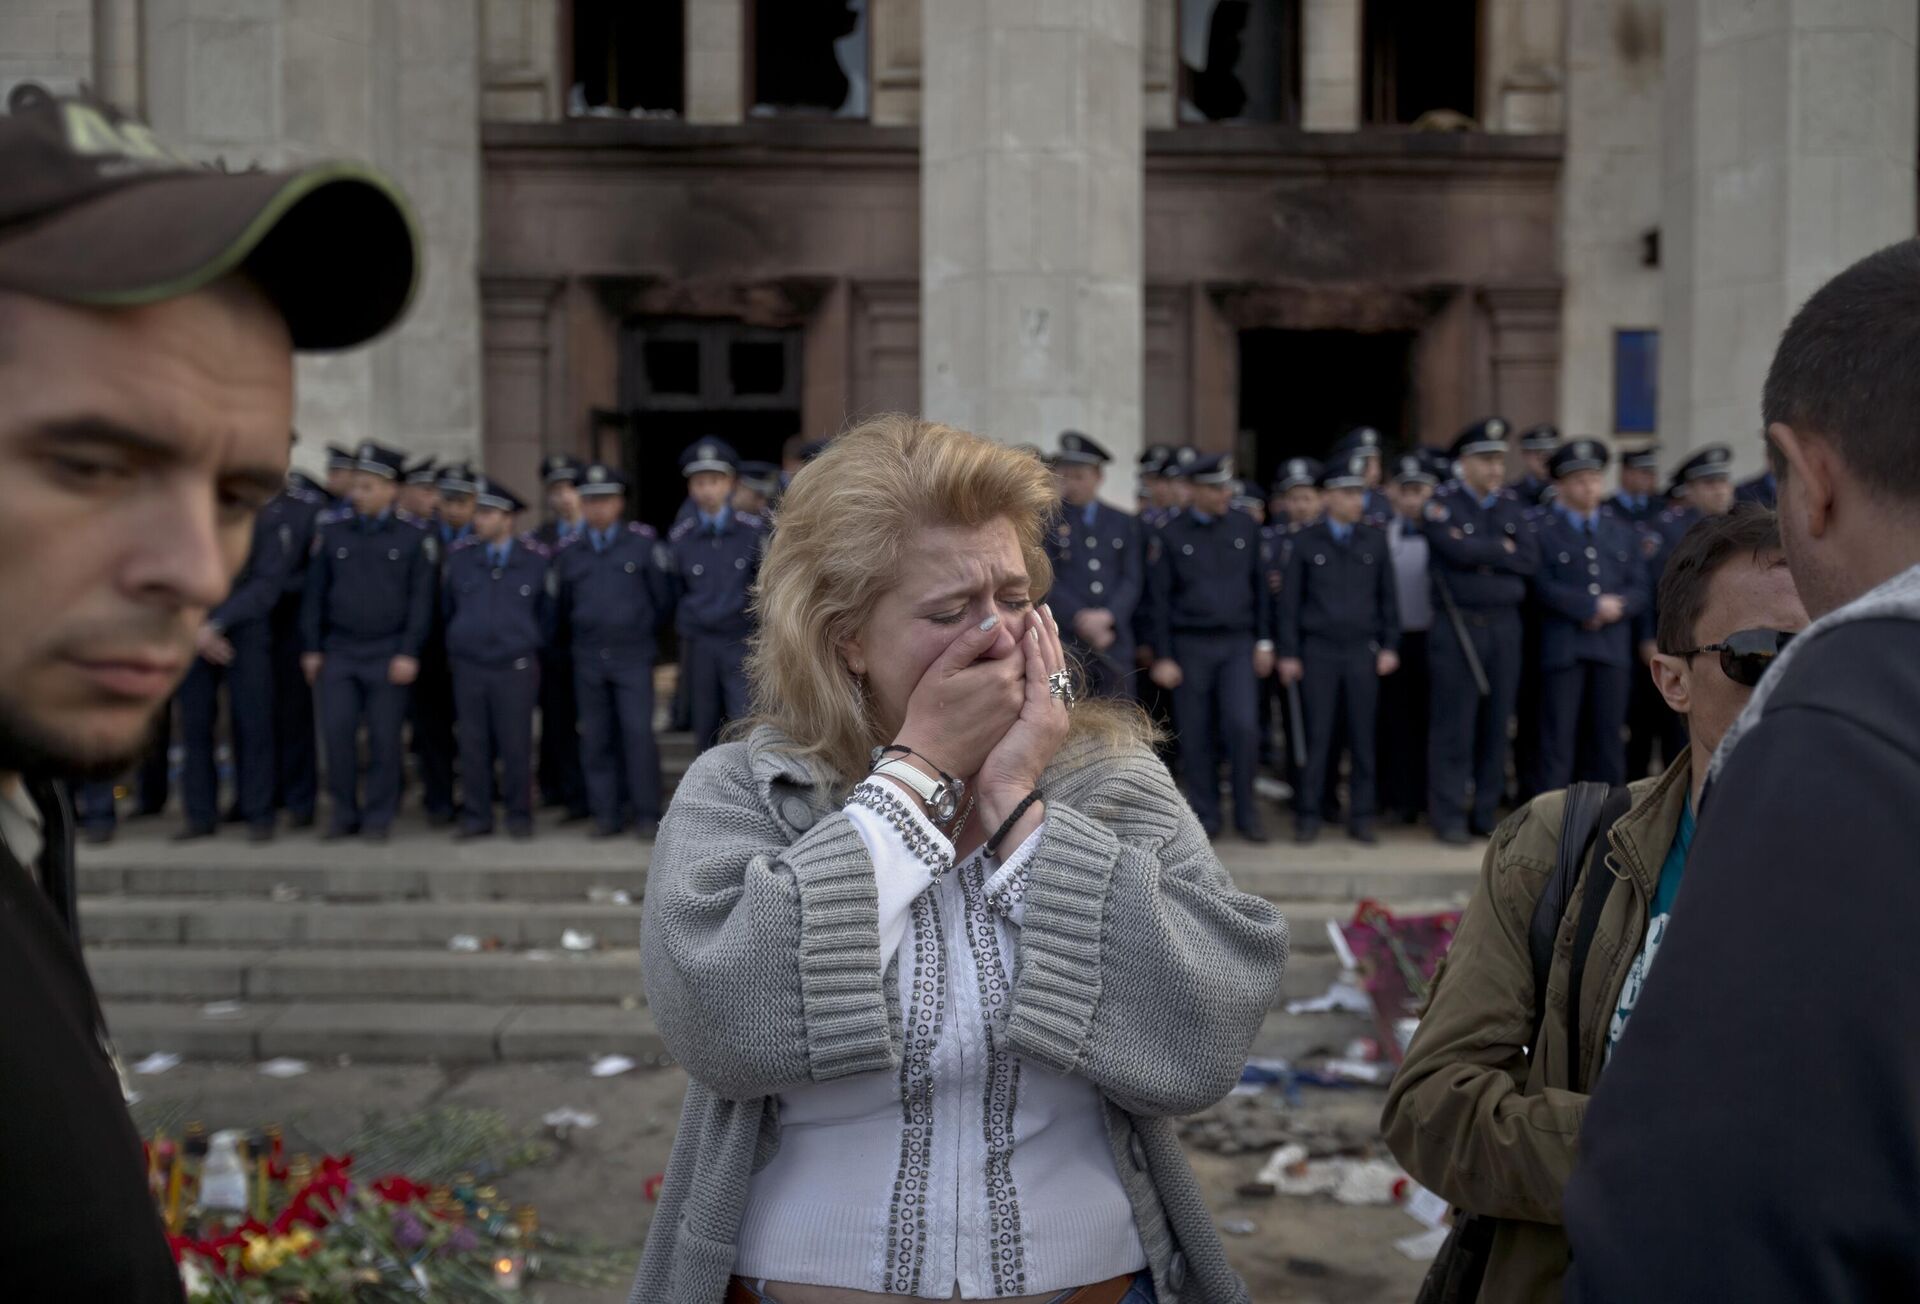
[443,535,553,664]
[1530,506,1650,669]
[1276,519,1400,656]
[300,509,437,657]
[1144,507,1273,653]
[668,509,766,640]
[555,522,674,655]
[1421,484,1540,610]
[1045,500,1143,659]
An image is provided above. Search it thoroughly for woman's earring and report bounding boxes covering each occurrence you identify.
[849,670,867,712]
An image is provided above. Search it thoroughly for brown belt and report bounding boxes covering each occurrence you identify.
[724,1275,1137,1304]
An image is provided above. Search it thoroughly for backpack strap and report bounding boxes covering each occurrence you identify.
[1562,784,1634,1088]
[1528,782,1613,1038]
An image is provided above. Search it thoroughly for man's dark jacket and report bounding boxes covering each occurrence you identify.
[1566,565,1920,1302]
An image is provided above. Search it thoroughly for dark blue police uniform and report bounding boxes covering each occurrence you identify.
[179,487,297,837]
[1278,485,1399,842]
[1530,441,1650,789]
[533,454,589,819]
[1047,431,1143,698]
[1145,456,1273,838]
[300,443,436,838]
[557,507,675,835]
[444,516,551,837]
[669,507,764,751]
[270,474,328,826]
[1423,419,1540,839]
[410,462,477,825]
[1604,449,1667,780]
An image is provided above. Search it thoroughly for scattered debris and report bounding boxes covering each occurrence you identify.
[1256,1144,1407,1206]
[133,1051,181,1076]
[200,1000,245,1020]
[561,929,597,952]
[589,1054,636,1078]
[257,1058,310,1079]
[447,934,482,953]
[1395,1227,1449,1261]
[1321,1058,1391,1085]
[587,887,633,906]
[1219,1218,1257,1236]
[542,1107,601,1135]
[1285,977,1373,1017]
[269,882,303,903]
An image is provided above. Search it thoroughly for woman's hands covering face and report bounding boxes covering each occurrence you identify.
[976,603,1071,810]
[891,612,1026,781]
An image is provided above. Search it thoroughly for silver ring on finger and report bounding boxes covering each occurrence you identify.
[1047,669,1075,708]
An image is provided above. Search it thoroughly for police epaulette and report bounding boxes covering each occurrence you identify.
[668,518,697,542]
[518,532,552,557]
[318,505,352,525]
[287,484,325,505]
[396,509,430,529]
[450,534,482,552]
[627,522,658,539]
[553,532,583,551]
[734,512,766,530]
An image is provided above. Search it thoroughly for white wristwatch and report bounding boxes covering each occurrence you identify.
[871,758,961,826]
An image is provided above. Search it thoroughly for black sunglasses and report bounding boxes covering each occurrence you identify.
[1678,627,1796,687]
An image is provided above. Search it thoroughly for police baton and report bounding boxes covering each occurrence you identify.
[1434,571,1492,697]
[1283,678,1308,771]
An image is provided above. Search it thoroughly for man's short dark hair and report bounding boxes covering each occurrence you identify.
[1762,238,1920,501]
[1656,506,1785,654]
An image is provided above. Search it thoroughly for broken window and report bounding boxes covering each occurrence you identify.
[1363,0,1478,126]
[1178,0,1302,125]
[752,0,869,119]
[569,0,684,117]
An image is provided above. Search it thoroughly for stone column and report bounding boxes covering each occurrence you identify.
[1300,0,1360,131]
[921,0,1144,505]
[1661,0,1917,476]
[685,0,744,124]
[92,0,141,111]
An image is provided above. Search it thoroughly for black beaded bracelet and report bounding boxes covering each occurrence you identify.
[984,788,1044,861]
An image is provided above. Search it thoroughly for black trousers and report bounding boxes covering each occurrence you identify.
[1171,632,1261,835]
[537,645,587,813]
[1377,630,1430,822]
[319,652,411,833]
[270,602,317,820]
[1513,610,1545,803]
[684,634,750,753]
[1297,636,1381,830]
[453,657,538,834]
[576,649,662,830]
[1428,607,1521,834]
[178,623,276,831]
[1540,660,1632,790]
[409,640,457,818]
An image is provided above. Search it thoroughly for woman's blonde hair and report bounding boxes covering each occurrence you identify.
[743,413,1155,786]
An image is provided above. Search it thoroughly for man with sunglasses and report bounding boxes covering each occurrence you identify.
[1383,509,1805,1304]
[1568,239,1920,1303]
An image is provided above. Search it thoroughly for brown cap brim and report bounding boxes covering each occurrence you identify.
[0,161,418,351]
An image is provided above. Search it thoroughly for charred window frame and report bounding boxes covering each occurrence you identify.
[1362,0,1480,126]
[749,0,870,119]
[1178,0,1303,125]
[566,0,686,117]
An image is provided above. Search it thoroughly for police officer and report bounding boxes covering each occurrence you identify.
[1379,452,1437,827]
[1606,445,1667,780]
[408,459,476,825]
[272,467,328,828]
[533,454,589,820]
[1258,456,1320,791]
[1274,457,1324,530]
[1328,426,1393,525]
[1423,418,1540,844]
[1641,444,1738,763]
[400,457,439,520]
[557,464,674,838]
[301,442,437,841]
[444,477,550,840]
[1146,453,1274,841]
[1046,430,1143,699]
[1530,439,1650,789]
[1512,424,1561,506]
[324,443,357,505]
[734,460,781,517]
[1277,453,1401,845]
[177,468,298,842]
[669,439,766,751]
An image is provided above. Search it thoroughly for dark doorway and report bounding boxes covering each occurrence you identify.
[570,0,684,115]
[1362,0,1478,125]
[1238,330,1416,490]
[615,320,802,532]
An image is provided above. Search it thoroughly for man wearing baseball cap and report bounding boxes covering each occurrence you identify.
[0,84,417,1296]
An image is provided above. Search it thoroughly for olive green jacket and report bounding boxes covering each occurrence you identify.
[1380,754,1691,1304]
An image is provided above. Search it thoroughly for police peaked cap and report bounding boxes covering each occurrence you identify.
[1549,438,1609,478]
[353,441,406,480]
[1621,444,1661,472]
[577,462,627,496]
[435,461,479,495]
[737,460,780,494]
[1331,426,1384,459]
[1273,457,1321,492]
[1318,452,1370,490]
[1184,452,1234,485]
[680,438,738,477]
[1519,424,1563,453]
[1054,430,1112,466]
[1391,453,1437,486]
[326,443,358,471]
[472,475,526,513]
[403,457,437,486]
[1675,444,1734,482]
[541,453,583,485]
[1449,417,1511,460]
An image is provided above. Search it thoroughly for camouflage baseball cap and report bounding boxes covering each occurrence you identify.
[0,83,418,350]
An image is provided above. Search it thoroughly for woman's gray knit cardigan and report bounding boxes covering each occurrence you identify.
[627,725,1291,1304]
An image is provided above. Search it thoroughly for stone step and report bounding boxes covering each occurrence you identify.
[79,861,645,902]
[86,946,647,1005]
[80,897,643,949]
[104,1000,670,1065]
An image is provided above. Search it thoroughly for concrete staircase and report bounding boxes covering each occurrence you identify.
[80,735,1482,1067]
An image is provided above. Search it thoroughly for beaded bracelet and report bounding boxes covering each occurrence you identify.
[984,788,1044,862]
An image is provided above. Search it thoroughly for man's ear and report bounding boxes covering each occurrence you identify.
[1649,652,1691,717]
[1767,421,1833,539]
